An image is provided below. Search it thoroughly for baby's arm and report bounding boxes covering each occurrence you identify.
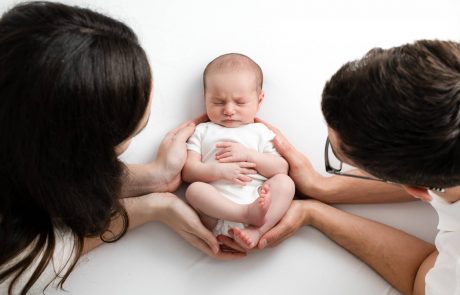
[247,152,288,178]
[215,142,288,178]
[183,150,257,185]
[183,151,220,183]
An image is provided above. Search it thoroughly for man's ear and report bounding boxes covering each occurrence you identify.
[403,186,432,201]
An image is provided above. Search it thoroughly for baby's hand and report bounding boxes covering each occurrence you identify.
[218,162,257,185]
[216,142,255,163]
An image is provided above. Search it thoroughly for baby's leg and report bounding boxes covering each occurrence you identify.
[185,181,271,226]
[232,174,295,249]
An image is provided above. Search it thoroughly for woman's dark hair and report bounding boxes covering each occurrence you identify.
[322,40,460,188]
[0,2,151,294]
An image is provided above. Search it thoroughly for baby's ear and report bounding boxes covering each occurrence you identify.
[258,90,265,104]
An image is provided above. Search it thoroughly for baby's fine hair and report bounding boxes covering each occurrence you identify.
[203,53,263,92]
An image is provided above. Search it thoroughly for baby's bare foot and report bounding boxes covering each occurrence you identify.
[232,227,262,249]
[246,184,271,226]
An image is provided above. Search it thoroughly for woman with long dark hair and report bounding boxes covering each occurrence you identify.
[0,2,242,294]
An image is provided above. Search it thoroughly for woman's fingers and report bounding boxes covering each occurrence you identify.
[189,221,220,254]
[186,232,246,260]
[217,235,247,253]
[191,113,209,125]
[167,121,196,143]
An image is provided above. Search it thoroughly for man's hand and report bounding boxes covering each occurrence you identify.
[258,200,312,249]
[255,117,322,197]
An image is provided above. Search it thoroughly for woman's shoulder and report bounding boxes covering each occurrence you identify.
[0,228,76,294]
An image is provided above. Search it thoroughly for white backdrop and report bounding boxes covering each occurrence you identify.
[1,0,459,294]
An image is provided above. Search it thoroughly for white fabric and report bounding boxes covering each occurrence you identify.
[425,191,460,295]
[0,230,75,295]
[187,122,277,235]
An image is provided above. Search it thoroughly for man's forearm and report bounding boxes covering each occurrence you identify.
[306,201,436,295]
[301,170,414,204]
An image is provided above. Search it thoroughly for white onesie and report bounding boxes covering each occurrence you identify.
[186,122,278,236]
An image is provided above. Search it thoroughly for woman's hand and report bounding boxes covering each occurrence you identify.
[217,200,315,251]
[257,200,314,249]
[154,193,246,260]
[151,114,208,192]
[255,117,323,197]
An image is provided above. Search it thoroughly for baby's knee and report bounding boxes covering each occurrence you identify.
[185,181,208,202]
[270,174,295,193]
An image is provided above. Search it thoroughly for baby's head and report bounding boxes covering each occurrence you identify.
[203,53,264,128]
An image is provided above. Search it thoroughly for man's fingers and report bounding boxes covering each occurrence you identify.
[272,135,297,159]
[258,223,290,249]
[255,117,280,134]
[254,117,294,158]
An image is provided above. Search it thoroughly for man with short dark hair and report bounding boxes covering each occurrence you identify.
[254,40,460,295]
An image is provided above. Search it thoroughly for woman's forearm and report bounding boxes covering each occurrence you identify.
[121,163,170,198]
[82,193,166,254]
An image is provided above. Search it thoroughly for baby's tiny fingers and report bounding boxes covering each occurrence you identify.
[216,152,232,159]
[233,178,247,186]
[241,168,257,174]
[237,175,252,182]
[216,142,231,148]
[239,162,256,168]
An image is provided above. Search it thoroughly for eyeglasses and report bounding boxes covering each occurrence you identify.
[324,137,445,192]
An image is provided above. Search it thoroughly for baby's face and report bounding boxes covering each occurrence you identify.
[205,70,263,128]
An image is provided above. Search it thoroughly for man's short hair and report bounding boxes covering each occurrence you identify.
[321,40,460,188]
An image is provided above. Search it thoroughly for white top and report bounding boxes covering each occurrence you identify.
[186,121,278,188]
[425,191,460,295]
[187,122,278,163]
[0,230,75,295]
